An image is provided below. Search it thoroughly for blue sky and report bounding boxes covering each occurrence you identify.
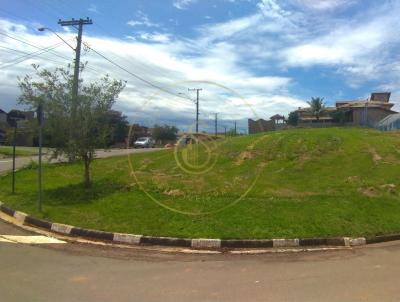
[0,0,400,131]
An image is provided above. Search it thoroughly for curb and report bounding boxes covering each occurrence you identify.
[1,202,399,249]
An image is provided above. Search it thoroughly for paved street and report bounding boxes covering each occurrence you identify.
[0,147,163,174]
[1,219,400,302]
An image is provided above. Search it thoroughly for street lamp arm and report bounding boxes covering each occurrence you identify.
[38,27,76,51]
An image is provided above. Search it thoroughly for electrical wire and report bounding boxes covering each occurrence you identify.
[85,43,194,103]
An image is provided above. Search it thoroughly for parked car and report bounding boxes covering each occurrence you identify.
[134,137,154,148]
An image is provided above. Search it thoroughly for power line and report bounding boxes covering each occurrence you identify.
[0,42,68,69]
[83,42,194,103]
[0,30,73,62]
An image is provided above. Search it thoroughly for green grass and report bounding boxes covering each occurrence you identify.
[1,127,400,239]
[0,146,46,157]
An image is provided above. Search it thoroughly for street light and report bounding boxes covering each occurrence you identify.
[37,27,76,51]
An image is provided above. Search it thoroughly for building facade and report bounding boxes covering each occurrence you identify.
[297,92,396,127]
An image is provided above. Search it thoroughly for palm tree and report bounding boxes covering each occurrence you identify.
[307,97,325,121]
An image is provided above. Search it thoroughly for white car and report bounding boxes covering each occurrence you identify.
[134,137,155,148]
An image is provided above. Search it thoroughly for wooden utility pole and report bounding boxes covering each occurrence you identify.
[214,113,218,137]
[188,88,202,133]
[58,18,92,150]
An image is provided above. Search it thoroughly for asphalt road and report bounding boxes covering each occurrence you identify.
[1,220,400,302]
[0,147,163,174]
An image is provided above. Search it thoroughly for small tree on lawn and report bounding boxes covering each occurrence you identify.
[18,64,125,187]
[307,97,325,121]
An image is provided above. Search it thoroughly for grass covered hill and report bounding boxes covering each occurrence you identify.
[1,127,400,239]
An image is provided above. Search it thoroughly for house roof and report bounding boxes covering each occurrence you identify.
[270,114,285,120]
[0,109,6,114]
[336,100,394,109]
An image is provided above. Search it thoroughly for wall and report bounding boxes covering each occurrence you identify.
[248,119,276,134]
[352,108,393,126]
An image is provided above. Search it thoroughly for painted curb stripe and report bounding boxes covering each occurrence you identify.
[70,227,114,241]
[13,211,27,223]
[24,216,52,229]
[113,233,142,244]
[222,239,273,248]
[349,237,366,246]
[1,202,400,249]
[141,236,191,247]
[366,234,400,244]
[51,223,73,235]
[0,204,15,217]
[192,239,221,249]
[273,239,299,247]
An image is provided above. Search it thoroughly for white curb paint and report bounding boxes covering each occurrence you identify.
[0,237,13,243]
[343,237,351,247]
[273,239,300,247]
[350,237,366,246]
[0,235,66,244]
[191,238,221,249]
[113,233,142,244]
[13,211,27,223]
[51,223,73,235]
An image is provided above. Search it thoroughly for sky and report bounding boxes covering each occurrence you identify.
[0,0,400,132]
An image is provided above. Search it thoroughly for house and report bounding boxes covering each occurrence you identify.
[297,92,396,126]
[248,114,287,134]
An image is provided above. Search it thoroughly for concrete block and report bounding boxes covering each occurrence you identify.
[273,239,299,248]
[349,237,366,246]
[13,211,27,223]
[192,238,221,249]
[51,223,73,234]
[113,233,142,244]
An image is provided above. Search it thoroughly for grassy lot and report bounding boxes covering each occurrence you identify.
[0,146,46,157]
[1,127,400,239]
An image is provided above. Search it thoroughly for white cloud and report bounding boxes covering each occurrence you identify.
[139,32,171,43]
[127,11,159,28]
[88,4,99,14]
[173,0,197,10]
[291,0,357,11]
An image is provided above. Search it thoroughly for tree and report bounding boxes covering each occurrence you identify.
[152,124,178,143]
[105,110,129,146]
[287,111,299,126]
[307,97,325,121]
[18,64,125,187]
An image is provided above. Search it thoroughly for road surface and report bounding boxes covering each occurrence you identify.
[0,148,163,174]
[1,219,400,302]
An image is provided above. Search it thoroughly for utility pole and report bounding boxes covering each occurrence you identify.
[58,18,92,151]
[37,103,44,212]
[214,113,218,137]
[11,125,16,194]
[188,88,202,133]
[224,126,227,137]
[234,121,237,136]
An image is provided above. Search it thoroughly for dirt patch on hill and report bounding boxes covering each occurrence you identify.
[368,147,382,164]
[235,151,255,165]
